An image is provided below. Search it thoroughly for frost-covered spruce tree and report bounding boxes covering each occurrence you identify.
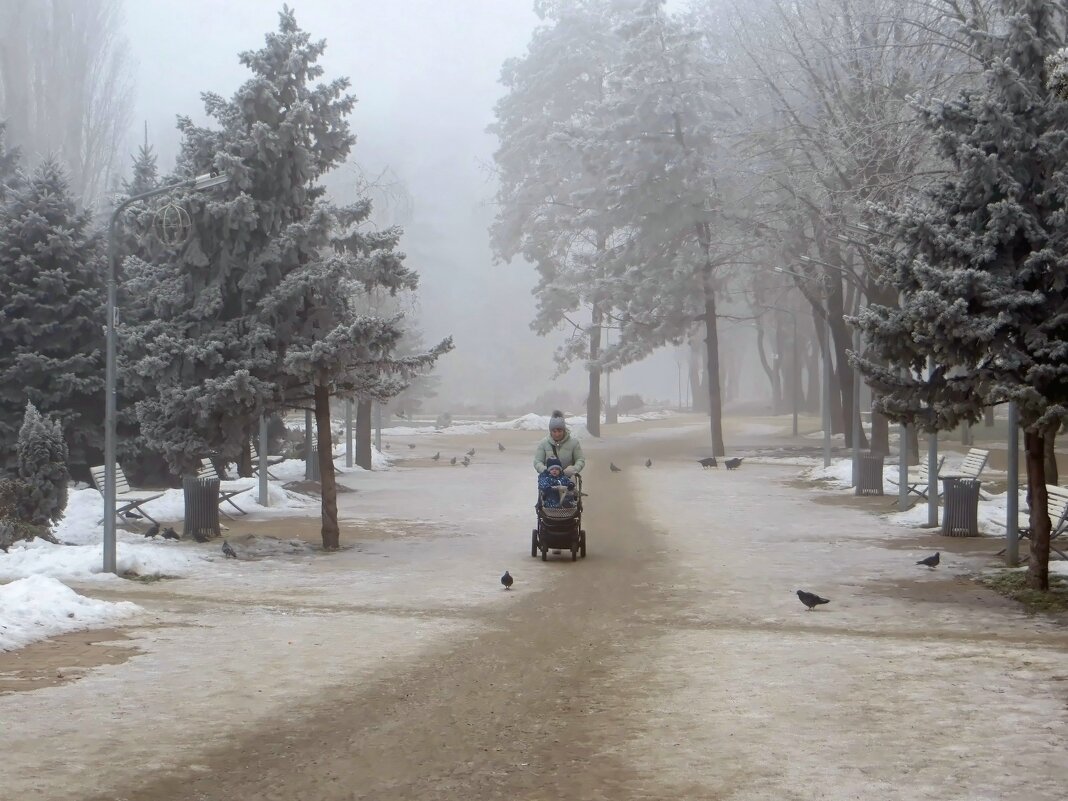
[265,198,451,548]
[16,401,68,529]
[0,158,105,474]
[123,6,356,474]
[853,0,1068,590]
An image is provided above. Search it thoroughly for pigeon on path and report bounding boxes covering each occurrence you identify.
[610,462,622,473]
[462,456,471,467]
[698,457,718,469]
[143,522,161,538]
[724,457,744,470]
[408,443,416,449]
[498,442,506,452]
[916,552,940,569]
[645,458,653,468]
[467,448,476,456]
[222,540,237,559]
[161,527,180,541]
[450,456,457,465]
[501,570,513,589]
[432,452,441,461]
[796,589,830,610]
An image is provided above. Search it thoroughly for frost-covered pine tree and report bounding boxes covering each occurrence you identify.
[16,401,68,529]
[854,0,1068,590]
[267,199,451,548]
[0,158,105,474]
[123,6,356,474]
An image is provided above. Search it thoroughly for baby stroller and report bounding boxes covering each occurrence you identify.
[532,474,587,561]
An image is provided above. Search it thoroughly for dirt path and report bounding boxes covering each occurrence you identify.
[94,438,683,801]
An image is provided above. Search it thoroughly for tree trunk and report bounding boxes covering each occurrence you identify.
[754,325,781,412]
[703,295,726,456]
[870,411,890,455]
[587,306,602,438]
[314,382,340,550]
[1043,424,1058,486]
[356,399,372,470]
[984,406,995,427]
[237,436,253,478]
[907,427,920,466]
[1024,430,1051,590]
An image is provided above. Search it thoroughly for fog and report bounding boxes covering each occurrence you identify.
[121,0,704,414]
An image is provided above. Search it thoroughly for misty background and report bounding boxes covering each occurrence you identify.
[117,0,707,414]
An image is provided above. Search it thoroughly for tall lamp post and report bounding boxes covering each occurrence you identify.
[103,171,230,574]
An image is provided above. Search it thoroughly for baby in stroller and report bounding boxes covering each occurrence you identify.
[538,457,577,508]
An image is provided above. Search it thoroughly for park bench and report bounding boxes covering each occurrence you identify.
[887,455,946,501]
[939,448,992,500]
[90,464,163,526]
[197,458,255,517]
[995,483,1068,561]
[251,441,284,480]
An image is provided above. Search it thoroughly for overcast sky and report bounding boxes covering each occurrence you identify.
[122,0,688,412]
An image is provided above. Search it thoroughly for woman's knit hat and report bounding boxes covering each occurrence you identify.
[549,409,567,431]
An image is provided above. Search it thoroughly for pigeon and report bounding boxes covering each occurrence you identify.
[384,444,391,451]
[467,448,476,456]
[450,456,457,465]
[161,526,180,541]
[498,442,506,452]
[916,552,940,569]
[462,456,470,467]
[432,452,441,461]
[724,457,744,470]
[610,462,622,472]
[143,522,161,539]
[796,590,830,610]
[501,570,513,589]
[698,457,718,469]
[123,511,143,520]
[408,443,416,449]
[222,540,237,559]
[645,458,653,468]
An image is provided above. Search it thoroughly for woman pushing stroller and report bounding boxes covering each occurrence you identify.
[533,410,585,507]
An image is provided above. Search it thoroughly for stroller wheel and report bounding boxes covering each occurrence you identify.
[571,546,578,561]
[541,546,548,561]
[531,529,538,558]
[580,530,587,558]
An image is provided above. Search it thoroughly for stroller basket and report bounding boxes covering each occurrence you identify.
[540,505,579,520]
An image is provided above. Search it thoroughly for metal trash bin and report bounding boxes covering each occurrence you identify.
[941,476,981,537]
[855,452,885,496]
[183,476,220,540]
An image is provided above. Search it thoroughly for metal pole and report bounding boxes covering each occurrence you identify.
[851,325,861,487]
[304,408,314,480]
[374,403,382,453]
[926,355,939,527]
[899,422,909,511]
[1006,402,1020,565]
[792,315,799,437]
[258,415,269,507]
[345,399,353,468]
[822,317,831,468]
[103,213,120,574]
[677,363,682,411]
